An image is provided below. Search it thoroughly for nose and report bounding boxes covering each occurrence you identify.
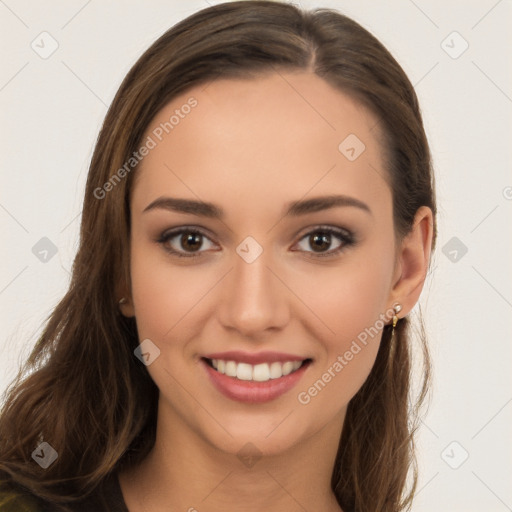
[217,247,290,337]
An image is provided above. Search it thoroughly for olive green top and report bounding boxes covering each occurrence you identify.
[0,489,46,512]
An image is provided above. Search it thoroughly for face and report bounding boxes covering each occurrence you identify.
[123,71,401,456]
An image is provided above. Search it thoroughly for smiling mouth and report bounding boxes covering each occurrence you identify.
[202,357,313,383]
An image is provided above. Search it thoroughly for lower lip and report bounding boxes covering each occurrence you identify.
[201,359,311,404]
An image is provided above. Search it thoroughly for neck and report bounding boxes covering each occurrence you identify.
[119,399,345,512]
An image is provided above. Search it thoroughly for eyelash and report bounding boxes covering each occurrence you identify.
[156,225,355,260]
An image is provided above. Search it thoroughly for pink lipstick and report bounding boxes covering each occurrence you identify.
[201,351,312,404]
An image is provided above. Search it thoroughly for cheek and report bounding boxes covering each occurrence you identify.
[302,257,391,341]
[128,240,208,341]
[297,283,385,414]
[295,257,391,404]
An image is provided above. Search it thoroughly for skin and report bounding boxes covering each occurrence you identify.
[118,71,433,512]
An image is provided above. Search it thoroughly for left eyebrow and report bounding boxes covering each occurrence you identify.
[142,194,372,218]
[143,197,222,218]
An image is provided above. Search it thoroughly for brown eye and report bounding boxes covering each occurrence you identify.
[158,228,217,258]
[308,232,332,252]
[180,232,203,252]
[294,226,355,258]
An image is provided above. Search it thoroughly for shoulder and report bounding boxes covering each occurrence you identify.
[0,485,49,512]
[0,478,53,512]
[0,471,127,512]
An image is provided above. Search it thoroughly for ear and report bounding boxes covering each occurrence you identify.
[119,298,136,318]
[116,283,136,318]
[387,206,434,317]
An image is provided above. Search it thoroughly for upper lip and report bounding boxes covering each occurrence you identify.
[202,351,310,365]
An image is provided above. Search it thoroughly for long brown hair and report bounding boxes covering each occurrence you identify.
[0,2,437,511]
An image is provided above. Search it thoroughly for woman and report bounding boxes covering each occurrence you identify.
[0,1,436,511]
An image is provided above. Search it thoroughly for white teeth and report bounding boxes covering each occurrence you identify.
[209,358,306,382]
[225,360,237,377]
[252,363,270,382]
[281,361,294,376]
[236,363,253,381]
[269,362,283,379]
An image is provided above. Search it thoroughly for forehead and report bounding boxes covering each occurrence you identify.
[131,71,389,215]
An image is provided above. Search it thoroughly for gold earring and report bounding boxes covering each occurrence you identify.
[391,303,402,340]
[119,298,127,305]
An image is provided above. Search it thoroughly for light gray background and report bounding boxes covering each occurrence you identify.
[1,1,511,510]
